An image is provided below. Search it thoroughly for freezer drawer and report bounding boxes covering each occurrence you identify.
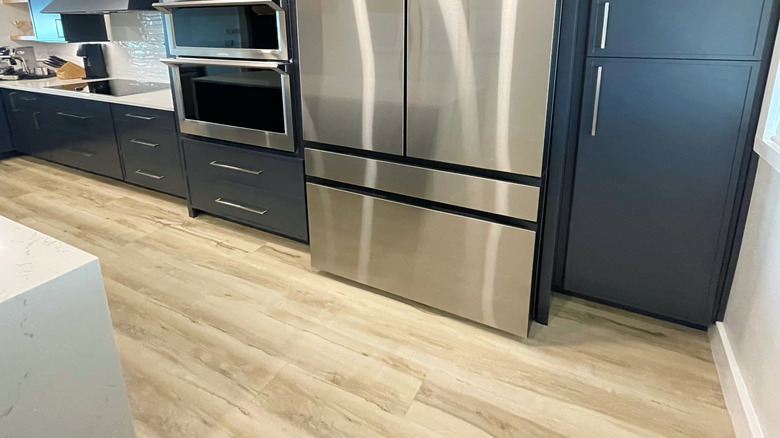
[307,183,536,337]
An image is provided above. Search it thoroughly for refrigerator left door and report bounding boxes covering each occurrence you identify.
[297,0,405,155]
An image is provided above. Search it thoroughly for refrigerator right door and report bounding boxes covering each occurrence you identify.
[406,0,557,177]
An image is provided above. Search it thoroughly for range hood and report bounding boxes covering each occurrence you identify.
[41,0,156,14]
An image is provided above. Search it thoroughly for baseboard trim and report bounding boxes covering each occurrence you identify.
[709,322,765,438]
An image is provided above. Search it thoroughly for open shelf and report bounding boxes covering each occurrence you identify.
[2,0,29,4]
[10,35,36,41]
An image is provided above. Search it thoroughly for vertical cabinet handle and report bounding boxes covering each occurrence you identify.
[32,112,41,130]
[8,92,19,112]
[600,2,610,49]
[591,66,603,137]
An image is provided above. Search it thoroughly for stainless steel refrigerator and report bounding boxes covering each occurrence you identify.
[297,0,558,337]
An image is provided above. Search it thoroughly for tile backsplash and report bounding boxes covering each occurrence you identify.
[18,12,169,83]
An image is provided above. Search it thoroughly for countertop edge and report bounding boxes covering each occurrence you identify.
[0,78,174,112]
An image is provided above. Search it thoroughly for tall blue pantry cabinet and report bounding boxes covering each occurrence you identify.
[541,0,778,327]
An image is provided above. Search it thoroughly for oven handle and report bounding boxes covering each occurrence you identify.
[160,57,286,74]
[153,0,283,14]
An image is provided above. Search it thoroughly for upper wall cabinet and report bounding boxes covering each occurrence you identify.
[29,0,65,42]
[588,0,772,60]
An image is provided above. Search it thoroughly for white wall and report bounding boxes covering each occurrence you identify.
[0,3,33,46]
[721,157,780,437]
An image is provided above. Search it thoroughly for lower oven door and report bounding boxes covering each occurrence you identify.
[306,183,536,337]
[162,57,295,152]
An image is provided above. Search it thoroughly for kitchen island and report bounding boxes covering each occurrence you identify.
[0,215,135,438]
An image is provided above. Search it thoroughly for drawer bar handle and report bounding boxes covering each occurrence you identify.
[125,113,156,121]
[215,198,268,216]
[130,139,160,148]
[135,170,165,180]
[209,161,264,175]
[19,96,37,102]
[69,149,95,158]
[57,111,91,120]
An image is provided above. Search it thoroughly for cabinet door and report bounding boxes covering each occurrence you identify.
[2,91,46,158]
[563,58,759,326]
[0,95,12,154]
[589,0,771,60]
[297,0,405,155]
[29,0,64,42]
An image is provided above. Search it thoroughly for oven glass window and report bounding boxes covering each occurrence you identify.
[171,5,280,50]
[178,65,286,133]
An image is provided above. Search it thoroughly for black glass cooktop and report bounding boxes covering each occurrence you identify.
[47,79,169,96]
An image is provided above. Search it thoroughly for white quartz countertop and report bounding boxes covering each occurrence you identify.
[0,215,97,303]
[0,77,174,111]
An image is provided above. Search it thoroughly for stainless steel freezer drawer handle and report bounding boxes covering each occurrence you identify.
[209,161,264,175]
[130,139,159,148]
[134,170,165,180]
[214,198,268,216]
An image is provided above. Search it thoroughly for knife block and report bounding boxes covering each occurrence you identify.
[56,62,86,80]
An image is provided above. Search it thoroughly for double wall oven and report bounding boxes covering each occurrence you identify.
[154,0,295,152]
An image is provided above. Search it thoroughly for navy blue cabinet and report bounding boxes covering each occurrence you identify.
[2,90,47,159]
[563,58,759,326]
[182,138,309,242]
[41,95,123,179]
[589,0,772,60]
[113,104,186,197]
[0,95,12,154]
[29,0,65,42]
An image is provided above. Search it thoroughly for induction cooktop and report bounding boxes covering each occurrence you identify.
[47,79,169,96]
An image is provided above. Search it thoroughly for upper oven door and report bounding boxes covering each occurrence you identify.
[154,0,289,61]
[162,57,295,152]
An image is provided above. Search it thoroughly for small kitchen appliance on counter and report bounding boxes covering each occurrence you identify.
[77,44,109,79]
[0,46,55,81]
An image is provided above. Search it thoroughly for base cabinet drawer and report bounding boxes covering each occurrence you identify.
[189,176,308,241]
[183,138,304,199]
[306,183,536,337]
[123,157,186,197]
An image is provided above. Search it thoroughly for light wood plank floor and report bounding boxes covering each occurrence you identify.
[0,156,733,437]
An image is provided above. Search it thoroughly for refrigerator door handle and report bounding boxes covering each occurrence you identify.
[591,66,603,137]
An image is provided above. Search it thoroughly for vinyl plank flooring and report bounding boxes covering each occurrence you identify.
[0,156,735,438]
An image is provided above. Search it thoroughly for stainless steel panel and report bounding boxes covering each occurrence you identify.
[307,183,535,337]
[155,0,290,61]
[407,0,557,176]
[162,57,295,152]
[305,148,540,221]
[297,0,405,155]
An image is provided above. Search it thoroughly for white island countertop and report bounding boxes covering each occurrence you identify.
[0,76,174,111]
[0,215,97,303]
[0,215,136,438]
